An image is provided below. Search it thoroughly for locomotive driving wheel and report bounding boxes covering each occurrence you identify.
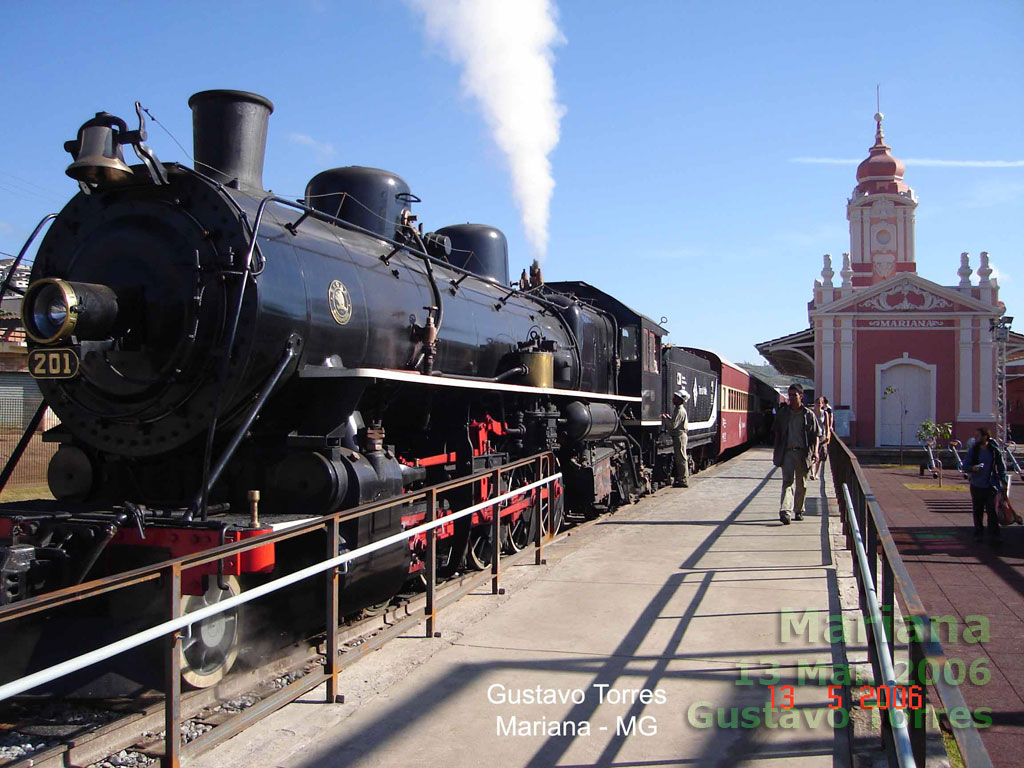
[538,485,564,538]
[503,510,530,553]
[499,468,532,552]
[467,469,521,568]
[500,469,531,554]
[466,526,494,570]
[180,575,242,688]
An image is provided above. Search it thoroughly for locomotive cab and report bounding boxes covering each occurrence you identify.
[543,281,668,423]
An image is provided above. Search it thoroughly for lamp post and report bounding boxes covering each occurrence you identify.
[991,316,1013,443]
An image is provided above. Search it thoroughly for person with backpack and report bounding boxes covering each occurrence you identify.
[965,427,1007,541]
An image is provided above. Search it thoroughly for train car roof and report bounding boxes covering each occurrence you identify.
[684,347,781,399]
[684,348,776,386]
[544,281,669,336]
[662,345,713,373]
[747,369,775,388]
[680,346,747,375]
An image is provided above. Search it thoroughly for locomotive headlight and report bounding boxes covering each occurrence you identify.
[24,279,77,344]
[23,278,119,344]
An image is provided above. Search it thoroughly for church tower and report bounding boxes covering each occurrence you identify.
[847,113,918,286]
[759,107,1014,448]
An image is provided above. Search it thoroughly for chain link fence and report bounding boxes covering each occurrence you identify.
[0,373,57,499]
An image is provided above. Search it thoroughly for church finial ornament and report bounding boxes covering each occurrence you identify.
[840,252,853,287]
[874,85,884,144]
[978,251,992,286]
[821,253,834,287]
[958,252,973,287]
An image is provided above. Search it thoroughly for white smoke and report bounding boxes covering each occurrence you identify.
[407,0,565,259]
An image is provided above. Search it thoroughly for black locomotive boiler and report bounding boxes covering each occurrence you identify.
[0,91,648,688]
[0,90,774,692]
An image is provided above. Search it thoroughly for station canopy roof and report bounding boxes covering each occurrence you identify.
[1010,330,1024,362]
[754,327,815,379]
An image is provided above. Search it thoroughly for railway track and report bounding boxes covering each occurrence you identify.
[0,513,596,768]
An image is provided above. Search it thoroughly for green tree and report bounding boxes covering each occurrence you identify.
[917,419,953,485]
[882,385,907,466]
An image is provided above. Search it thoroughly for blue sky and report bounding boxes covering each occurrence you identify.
[1,0,1021,363]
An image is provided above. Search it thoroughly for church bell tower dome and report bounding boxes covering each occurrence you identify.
[846,110,918,286]
[855,113,910,195]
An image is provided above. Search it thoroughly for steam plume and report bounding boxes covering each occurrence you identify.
[408,0,565,259]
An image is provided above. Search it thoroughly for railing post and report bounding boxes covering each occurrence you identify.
[491,469,502,595]
[534,455,546,566]
[851,484,863,555]
[846,489,863,614]
[879,564,899,760]
[325,517,340,702]
[857,488,868,550]
[546,461,555,539]
[547,459,556,546]
[425,488,439,637]
[873,595,894,756]
[909,638,928,766]
[843,469,853,552]
[882,557,895,669]
[163,562,182,768]
[866,519,880,610]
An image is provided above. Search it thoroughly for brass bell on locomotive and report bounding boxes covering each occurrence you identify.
[63,112,134,185]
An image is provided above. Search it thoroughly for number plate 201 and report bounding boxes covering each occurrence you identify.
[28,348,80,379]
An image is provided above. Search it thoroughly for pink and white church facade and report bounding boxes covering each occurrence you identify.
[757,114,1022,447]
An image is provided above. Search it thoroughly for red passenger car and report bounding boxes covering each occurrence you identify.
[683,349,779,455]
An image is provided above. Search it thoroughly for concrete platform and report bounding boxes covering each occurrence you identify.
[191,448,852,767]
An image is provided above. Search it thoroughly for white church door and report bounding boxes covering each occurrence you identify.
[878,362,934,447]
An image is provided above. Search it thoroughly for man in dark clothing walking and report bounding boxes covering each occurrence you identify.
[773,383,820,525]
[965,428,1006,541]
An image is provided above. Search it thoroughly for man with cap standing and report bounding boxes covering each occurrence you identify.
[670,390,690,488]
[773,383,820,524]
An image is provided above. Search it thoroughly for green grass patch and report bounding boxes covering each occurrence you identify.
[942,730,965,768]
[903,483,969,492]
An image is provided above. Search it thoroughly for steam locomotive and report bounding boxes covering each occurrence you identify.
[0,91,776,688]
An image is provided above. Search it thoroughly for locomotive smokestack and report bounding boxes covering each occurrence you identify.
[188,90,274,191]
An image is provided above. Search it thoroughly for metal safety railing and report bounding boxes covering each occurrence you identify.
[0,452,560,767]
[830,440,993,768]
[840,482,915,768]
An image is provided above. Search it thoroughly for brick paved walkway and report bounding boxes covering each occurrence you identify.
[861,464,1024,766]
